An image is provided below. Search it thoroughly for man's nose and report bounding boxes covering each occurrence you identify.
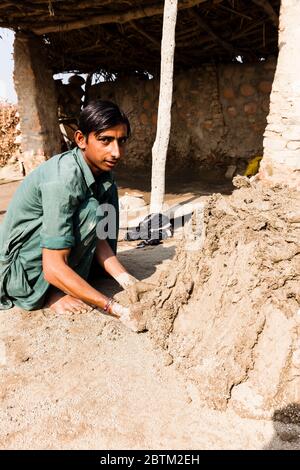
[111,140,121,159]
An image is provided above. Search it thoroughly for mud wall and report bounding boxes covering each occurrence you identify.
[13,33,61,173]
[89,59,276,174]
[259,0,300,190]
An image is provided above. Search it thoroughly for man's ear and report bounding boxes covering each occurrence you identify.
[74,130,87,150]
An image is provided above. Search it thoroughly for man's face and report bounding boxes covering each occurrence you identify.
[75,123,128,175]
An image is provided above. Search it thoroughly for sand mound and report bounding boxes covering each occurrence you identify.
[132,178,300,418]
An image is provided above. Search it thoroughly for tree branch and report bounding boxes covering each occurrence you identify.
[31,0,208,35]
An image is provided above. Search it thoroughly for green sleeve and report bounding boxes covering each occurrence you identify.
[39,180,81,250]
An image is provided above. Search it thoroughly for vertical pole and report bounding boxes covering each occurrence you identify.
[150,0,178,214]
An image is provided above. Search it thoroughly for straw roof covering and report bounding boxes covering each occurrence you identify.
[0,0,280,76]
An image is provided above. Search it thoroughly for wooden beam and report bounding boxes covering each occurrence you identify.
[189,10,238,54]
[0,2,17,9]
[129,21,161,48]
[29,0,111,5]
[251,0,279,27]
[218,4,253,21]
[129,21,190,66]
[31,0,208,35]
[59,1,115,10]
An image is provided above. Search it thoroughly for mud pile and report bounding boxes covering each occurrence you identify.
[0,103,20,167]
[139,178,300,418]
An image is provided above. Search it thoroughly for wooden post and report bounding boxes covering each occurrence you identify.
[150,0,178,214]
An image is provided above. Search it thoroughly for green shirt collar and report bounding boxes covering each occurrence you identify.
[74,147,114,192]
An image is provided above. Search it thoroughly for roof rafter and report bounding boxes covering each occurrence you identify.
[31,0,207,35]
[188,9,239,55]
[252,0,279,27]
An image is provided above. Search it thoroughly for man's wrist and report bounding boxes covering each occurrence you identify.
[103,297,115,313]
[115,272,138,289]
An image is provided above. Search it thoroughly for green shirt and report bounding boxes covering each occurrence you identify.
[0,147,119,310]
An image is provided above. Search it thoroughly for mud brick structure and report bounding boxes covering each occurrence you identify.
[2,0,299,188]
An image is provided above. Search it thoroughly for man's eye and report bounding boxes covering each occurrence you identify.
[100,137,111,143]
[119,137,128,145]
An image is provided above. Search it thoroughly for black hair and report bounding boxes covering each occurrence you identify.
[78,100,131,139]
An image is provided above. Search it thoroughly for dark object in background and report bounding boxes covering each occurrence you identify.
[136,239,161,249]
[125,213,173,246]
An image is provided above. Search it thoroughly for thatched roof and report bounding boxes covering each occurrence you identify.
[0,0,280,76]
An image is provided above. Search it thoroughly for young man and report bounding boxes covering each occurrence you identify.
[0,100,143,331]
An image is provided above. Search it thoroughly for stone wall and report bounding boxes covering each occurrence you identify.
[13,33,61,174]
[259,0,300,190]
[89,59,276,174]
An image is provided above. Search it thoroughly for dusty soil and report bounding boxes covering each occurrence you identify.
[127,177,300,425]
[0,174,299,449]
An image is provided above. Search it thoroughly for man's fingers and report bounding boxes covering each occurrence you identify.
[136,281,156,294]
[127,286,139,304]
[119,305,145,333]
[126,281,156,303]
[129,304,144,320]
[111,301,145,333]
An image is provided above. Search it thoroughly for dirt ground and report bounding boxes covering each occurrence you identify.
[0,172,299,450]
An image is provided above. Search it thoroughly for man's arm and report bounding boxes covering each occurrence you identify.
[95,182,137,287]
[42,247,112,312]
[95,239,156,304]
[42,247,145,331]
[94,239,137,288]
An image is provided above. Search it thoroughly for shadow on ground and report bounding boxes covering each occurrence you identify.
[264,403,300,450]
[115,166,234,201]
[92,242,176,299]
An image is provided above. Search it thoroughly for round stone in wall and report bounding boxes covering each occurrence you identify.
[259,81,272,94]
[223,87,235,99]
[240,84,255,97]
[264,58,277,71]
[244,102,257,114]
[143,99,151,110]
[227,106,237,117]
[140,113,148,125]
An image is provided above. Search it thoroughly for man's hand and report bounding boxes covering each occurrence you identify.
[125,280,156,303]
[115,272,139,289]
[111,302,145,332]
[115,272,155,303]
